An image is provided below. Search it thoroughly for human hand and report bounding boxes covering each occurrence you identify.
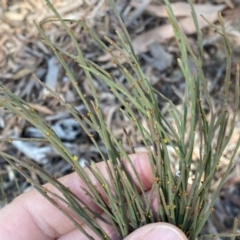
[123,222,187,240]
[0,153,187,239]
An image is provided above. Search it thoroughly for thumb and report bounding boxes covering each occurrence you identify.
[123,223,188,240]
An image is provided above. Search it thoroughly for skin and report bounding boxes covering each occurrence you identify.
[0,153,187,240]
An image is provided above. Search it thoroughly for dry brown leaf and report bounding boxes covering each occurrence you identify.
[214,0,234,9]
[4,12,26,22]
[12,68,36,80]
[99,3,225,62]
[29,103,54,115]
[133,3,225,52]
[131,1,225,18]
[224,7,240,23]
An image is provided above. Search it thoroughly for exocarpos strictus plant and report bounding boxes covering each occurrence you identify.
[0,0,240,239]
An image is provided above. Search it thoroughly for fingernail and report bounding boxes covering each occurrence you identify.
[142,224,184,240]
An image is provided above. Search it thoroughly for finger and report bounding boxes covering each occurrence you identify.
[56,189,156,240]
[0,152,152,239]
[56,172,192,239]
[123,223,187,240]
[58,212,122,240]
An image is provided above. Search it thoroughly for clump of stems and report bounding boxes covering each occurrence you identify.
[0,0,240,239]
